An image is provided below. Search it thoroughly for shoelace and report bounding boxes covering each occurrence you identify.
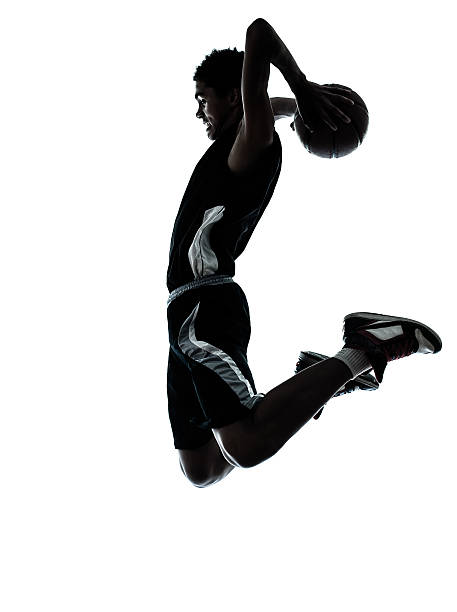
[382,335,416,361]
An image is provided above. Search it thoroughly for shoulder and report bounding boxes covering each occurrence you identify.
[227,119,279,176]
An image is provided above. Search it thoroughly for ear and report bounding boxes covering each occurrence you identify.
[229,87,242,107]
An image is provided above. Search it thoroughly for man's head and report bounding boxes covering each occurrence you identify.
[193,48,244,140]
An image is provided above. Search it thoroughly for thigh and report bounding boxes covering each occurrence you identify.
[167,347,213,450]
[177,283,265,429]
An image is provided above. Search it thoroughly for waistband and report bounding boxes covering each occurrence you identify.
[167,275,234,307]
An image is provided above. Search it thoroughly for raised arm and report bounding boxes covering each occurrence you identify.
[228,19,304,173]
[250,18,354,132]
[249,19,304,96]
[228,19,354,173]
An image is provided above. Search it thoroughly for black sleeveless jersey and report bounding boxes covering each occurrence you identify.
[166,122,282,292]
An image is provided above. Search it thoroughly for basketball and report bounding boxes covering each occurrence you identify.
[293,84,369,158]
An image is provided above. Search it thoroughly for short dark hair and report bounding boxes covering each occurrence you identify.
[193,47,244,98]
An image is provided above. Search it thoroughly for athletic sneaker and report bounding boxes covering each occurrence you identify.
[343,312,442,383]
[295,350,379,419]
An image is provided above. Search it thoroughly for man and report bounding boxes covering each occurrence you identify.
[166,18,441,487]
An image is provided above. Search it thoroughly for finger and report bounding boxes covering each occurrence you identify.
[320,110,338,131]
[297,110,315,133]
[324,120,338,131]
[337,112,351,124]
[320,84,352,93]
[324,92,355,105]
[327,103,352,123]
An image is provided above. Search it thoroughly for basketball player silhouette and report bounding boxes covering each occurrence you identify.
[166,18,441,487]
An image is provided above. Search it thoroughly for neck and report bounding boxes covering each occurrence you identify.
[221,108,244,136]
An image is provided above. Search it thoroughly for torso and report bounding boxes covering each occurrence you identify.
[166,122,282,292]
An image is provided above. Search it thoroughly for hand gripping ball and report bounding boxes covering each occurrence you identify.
[293,84,369,158]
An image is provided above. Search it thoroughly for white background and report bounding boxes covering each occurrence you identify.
[1,1,456,610]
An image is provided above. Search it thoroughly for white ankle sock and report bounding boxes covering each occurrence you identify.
[333,348,372,379]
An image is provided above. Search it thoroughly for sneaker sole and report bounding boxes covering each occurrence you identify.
[343,312,442,353]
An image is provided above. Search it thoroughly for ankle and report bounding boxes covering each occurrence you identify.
[333,348,371,379]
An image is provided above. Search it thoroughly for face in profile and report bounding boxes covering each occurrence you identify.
[195,81,241,140]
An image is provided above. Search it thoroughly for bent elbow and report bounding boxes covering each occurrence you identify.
[247,18,269,34]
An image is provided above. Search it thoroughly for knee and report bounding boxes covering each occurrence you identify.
[186,474,215,488]
[179,458,216,488]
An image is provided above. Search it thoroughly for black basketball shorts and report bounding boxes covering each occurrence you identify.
[166,276,264,450]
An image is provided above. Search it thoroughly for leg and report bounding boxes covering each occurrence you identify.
[213,357,352,468]
[178,436,236,488]
[176,283,355,471]
[167,346,236,486]
[295,350,379,419]
[174,284,367,471]
[176,282,274,472]
[213,311,442,468]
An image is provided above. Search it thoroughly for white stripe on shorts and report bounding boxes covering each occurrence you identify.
[178,302,264,411]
